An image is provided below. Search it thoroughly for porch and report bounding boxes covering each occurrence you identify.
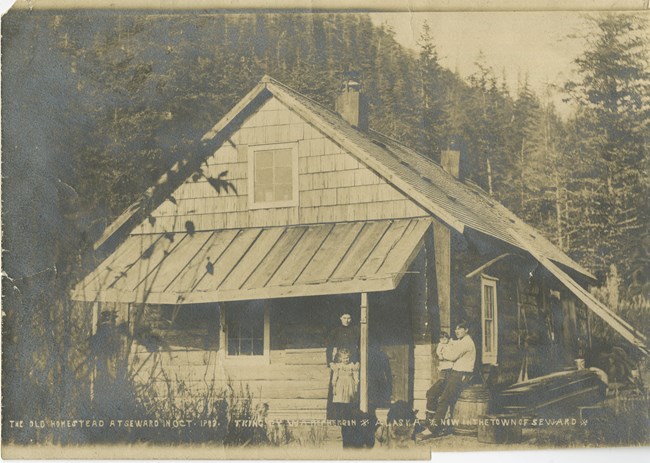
[75,218,436,420]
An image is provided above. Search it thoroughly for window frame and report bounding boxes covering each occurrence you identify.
[248,142,299,209]
[480,274,499,365]
[221,303,271,365]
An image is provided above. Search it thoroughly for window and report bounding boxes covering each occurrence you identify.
[130,304,220,350]
[481,275,498,364]
[249,143,298,208]
[223,302,270,362]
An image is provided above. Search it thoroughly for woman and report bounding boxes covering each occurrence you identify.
[326,311,360,420]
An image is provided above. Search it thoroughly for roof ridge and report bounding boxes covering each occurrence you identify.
[264,76,341,118]
[265,78,446,184]
[368,129,442,167]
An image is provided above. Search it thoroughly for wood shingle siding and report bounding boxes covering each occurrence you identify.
[130,96,427,235]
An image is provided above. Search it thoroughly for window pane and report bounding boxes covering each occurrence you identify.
[275,166,293,185]
[275,184,293,201]
[484,286,494,318]
[227,305,265,356]
[253,339,264,355]
[255,166,273,185]
[228,338,239,356]
[275,149,292,167]
[255,150,274,168]
[239,339,252,355]
[253,147,295,204]
[484,322,492,352]
[255,184,274,203]
[250,313,263,335]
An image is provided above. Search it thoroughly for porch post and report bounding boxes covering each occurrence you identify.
[360,292,369,413]
[433,220,451,334]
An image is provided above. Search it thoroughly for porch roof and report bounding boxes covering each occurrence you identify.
[71,218,431,305]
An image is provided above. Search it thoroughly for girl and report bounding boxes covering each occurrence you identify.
[331,348,359,404]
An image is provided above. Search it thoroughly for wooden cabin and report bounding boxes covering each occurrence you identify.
[72,76,647,421]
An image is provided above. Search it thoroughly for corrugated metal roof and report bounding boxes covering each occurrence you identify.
[72,218,431,304]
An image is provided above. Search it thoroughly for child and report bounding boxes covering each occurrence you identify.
[331,348,360,404]
[436,332,453,377]
[425,332,453,416]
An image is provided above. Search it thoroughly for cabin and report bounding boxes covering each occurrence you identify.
[72,76,647,421]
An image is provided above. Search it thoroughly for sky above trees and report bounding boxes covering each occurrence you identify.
[370,11,649,117]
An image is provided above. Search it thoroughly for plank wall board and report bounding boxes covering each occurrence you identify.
[329,221,392,282]
[192,228,263,292]
[295,222,364,285]
[145,232,216,293]
[265,225,333,287]
[241,227,306,290]
[218,227,285,291]
[164,229,239,293]
[219,365,330,382]
[129,236,191,292]
[376,219,429,278]
[85,234,162,289]
[356,220,410,280]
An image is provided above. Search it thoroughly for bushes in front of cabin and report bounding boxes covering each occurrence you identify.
[71,309,271,445]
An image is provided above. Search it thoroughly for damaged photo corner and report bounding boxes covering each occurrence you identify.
[1,0,649,460]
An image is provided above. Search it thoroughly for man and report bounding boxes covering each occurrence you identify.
[430,321,476,437]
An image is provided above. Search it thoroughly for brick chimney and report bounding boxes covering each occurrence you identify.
[440,137,464,180]
[335,79,368,131]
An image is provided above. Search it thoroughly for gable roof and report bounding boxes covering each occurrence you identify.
[97,75,593,280]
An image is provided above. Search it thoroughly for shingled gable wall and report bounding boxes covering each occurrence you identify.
[130,95,427,235]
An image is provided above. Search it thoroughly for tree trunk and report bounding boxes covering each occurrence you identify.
[520,138,525,211]
[555,172,563,250]
[486,157,493,196]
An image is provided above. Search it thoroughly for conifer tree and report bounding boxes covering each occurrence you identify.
[564,13,650,282]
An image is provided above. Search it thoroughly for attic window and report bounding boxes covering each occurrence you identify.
[248,142,298,209]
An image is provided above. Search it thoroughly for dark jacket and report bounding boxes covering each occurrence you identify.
[326,325,360,364]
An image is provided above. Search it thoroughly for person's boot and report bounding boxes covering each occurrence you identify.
[427,419,447,438]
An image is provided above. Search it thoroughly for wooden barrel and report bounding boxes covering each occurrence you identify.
[452,384,490,436]
[477,414,523,444]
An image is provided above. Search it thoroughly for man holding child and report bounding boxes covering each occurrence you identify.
[426,321,477,437]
